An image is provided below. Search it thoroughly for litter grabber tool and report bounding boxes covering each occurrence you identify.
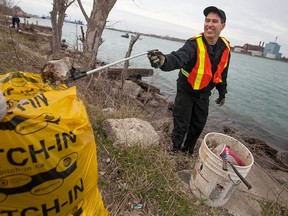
[221,155,252,190]
[64,50,158,84]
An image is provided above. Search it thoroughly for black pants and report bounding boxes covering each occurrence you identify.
[172,88,209,153]
[12,18,19,28]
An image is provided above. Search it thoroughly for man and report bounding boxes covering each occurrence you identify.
[0,89,6,121]
[12,15,20,28]
[147,6,231,154]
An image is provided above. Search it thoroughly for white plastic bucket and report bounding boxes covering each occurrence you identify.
[189,132,254,207]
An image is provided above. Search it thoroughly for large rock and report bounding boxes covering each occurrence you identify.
[102,118,160,147]
[112,80,142,99]
[121,80,142,99]
[275,151,288,165]
[106,67,153,80]
[151,117,173,133]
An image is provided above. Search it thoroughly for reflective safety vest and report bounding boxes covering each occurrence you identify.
[181,34,230,90]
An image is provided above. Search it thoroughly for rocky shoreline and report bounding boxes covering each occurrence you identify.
[127,74,288,173]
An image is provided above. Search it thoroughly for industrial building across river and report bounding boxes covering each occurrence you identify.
[232,37,286,61]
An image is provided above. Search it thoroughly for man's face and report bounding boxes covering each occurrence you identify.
[204,12,225,42]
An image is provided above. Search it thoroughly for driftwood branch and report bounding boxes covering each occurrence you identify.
[80,25,85,42]
[121,33,141,88]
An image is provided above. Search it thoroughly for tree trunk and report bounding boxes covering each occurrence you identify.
[82,0,116,70]
[50,0,75,60]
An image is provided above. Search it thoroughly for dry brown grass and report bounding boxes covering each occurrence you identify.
[0,24,47,73]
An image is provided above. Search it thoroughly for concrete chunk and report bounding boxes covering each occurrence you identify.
[102,118,160,147]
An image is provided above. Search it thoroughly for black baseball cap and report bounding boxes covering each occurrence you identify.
[204,6,226,23]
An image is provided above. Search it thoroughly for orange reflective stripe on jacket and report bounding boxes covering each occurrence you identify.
[181,35,230,90]
[213,38,230,83]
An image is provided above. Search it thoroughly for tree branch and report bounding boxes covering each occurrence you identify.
[77,0,89,22]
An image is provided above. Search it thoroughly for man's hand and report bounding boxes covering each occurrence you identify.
[147,50,165,68]
[215,97,225,106]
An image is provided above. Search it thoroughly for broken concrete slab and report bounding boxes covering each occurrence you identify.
[102,118,160,147]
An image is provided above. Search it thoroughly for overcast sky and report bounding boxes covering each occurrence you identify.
[17,0,288,57]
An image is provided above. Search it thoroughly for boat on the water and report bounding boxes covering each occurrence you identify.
[121,33,129,38]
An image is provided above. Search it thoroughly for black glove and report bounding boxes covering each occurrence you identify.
[147,50,165,68]
[215,96,225,106]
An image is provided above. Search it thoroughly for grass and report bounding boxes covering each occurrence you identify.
[0,23,47,73]
[94,128,214,215]
[260,201,288,216]
[0,27,45,72]
[79,82,232,215]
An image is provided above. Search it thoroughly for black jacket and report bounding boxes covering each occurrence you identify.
[161,35,230,99]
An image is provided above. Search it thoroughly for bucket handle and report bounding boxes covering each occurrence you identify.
[223,157,241,186]
[228,161,252,190]
[228,174,241,186]
[222,156,252,190]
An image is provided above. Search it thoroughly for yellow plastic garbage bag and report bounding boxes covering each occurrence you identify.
[0,72,109,216]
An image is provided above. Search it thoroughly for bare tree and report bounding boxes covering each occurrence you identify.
[0,0,14,9]
[50,0,75,60]
[0,0,15,17]
[77,0,117,70]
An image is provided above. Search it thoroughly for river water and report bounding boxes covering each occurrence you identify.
[29,18,288,151]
